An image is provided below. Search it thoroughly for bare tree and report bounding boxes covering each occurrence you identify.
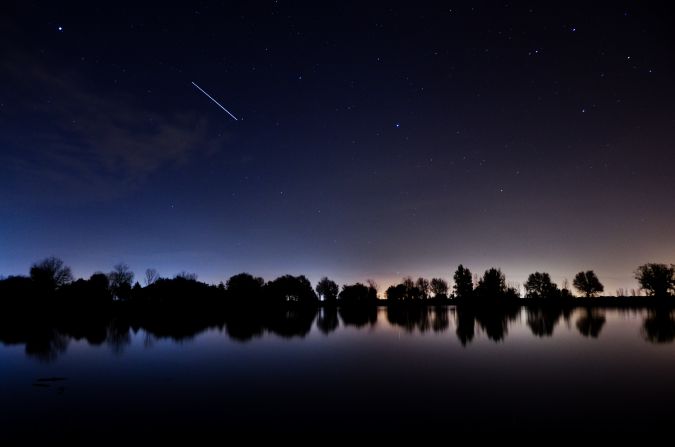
[30,257,73,291]
[109,263,134,300]
[366,279,378,293]
[144,268,159,286]
[416,277,430,299]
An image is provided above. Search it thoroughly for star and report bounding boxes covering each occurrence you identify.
[394,122,400,128]
[57,26,63,32]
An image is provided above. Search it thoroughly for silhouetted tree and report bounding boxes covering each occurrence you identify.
[453,265,473,299]
[89,272,110,291]
[316,277,339,303]
[144,268,159,286]
[29,257,73,292]
[524,272,561,299]
[573,271,604,297]
[386,284,407,302]
[60,272,111,305]
[366,279,379,297]
[475,268,507,298]
[635,263,675,297]
[338,282,377,305]
[264,275,318,305]
[416,277,430,299]
[430,278,449,299]
[0,275,35,300]
[226,273,265,303]
[109,263,134,300]
[175,271,198,281]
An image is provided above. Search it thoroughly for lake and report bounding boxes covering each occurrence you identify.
[2,305,675,438]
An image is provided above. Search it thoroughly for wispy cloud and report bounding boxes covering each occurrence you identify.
[2,53,226,200]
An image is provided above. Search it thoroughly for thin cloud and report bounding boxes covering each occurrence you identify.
[2,53,227,201]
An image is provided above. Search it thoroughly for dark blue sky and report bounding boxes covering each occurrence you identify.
[1,1,674,293]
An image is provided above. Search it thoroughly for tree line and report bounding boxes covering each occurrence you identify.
[1,257,674,308]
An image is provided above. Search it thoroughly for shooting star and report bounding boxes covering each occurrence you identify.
[191,81,239,121]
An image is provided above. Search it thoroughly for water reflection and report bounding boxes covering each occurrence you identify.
[316,306,339,334]
[576,307,607,338]
[641,309,675,343]
[2,305,675,360]
[527,306,565,337]
[338,305,377,328]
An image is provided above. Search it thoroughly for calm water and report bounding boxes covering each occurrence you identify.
[2,306,675,438]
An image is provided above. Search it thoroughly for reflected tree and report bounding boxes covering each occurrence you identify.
[432,306,449,332]
[641,310,675,343]
[455,307,475,346]
[106,319,131,354]
[527,306,563,337]
[576,308,606,338]
[316,306,339,334]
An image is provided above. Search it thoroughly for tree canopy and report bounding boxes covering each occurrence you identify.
[573,271,604,297]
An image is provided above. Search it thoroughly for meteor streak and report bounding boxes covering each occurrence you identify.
[191,81,238,121]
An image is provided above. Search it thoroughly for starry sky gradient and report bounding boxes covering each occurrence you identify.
[1,1,674,294]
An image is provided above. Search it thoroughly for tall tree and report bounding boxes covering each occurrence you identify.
[453,265,473,299]
[416,277,430,299]
[475,268,507,298]
[573,271,604,297]
[430,278,449,298]
[635,263,675,297]
[109,263,134,300]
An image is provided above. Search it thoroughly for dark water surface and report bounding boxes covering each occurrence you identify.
[2,306,675,438]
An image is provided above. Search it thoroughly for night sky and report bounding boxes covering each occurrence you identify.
[2,1,674,293]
